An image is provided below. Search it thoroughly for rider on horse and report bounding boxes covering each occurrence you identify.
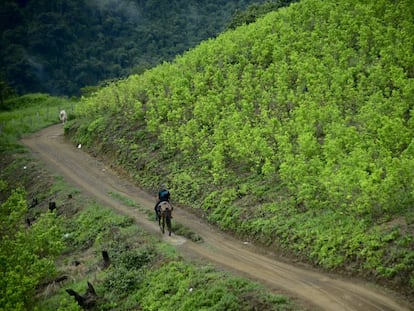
[154,184,172,221]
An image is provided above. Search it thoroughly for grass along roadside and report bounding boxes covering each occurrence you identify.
[0,152,303,310]
[0,94,303,309]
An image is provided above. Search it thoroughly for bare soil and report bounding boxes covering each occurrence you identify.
[22,125,413,311]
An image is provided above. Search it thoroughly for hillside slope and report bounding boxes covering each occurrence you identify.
[68,0,414,296]
[22,124,412,310]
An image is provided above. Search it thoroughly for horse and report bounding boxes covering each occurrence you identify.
[59,110,67,124]
[158,201,172,236]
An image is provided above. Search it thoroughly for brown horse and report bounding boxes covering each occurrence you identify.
[158,201,172,236]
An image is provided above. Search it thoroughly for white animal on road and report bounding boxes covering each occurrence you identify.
[59,110,67,124]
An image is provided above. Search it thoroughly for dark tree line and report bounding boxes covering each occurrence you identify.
[0,0,295,97]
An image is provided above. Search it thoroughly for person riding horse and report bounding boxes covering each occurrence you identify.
[154,185,172,221]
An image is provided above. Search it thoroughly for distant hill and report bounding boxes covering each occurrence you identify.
[69,0,414,297]
[0,0,294,96]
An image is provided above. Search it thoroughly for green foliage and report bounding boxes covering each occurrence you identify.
[1,0,272,96]
[102,245,156,298]
[0,94,75,153]
[156,243,181,260]
[0,80,17,108]
[173,222,204,243]
[0,106,298,310]
[0,188,64,310]
[35,280,85,311]
[226,0,296,29]
[108,191,143,211]
[68,0,414,294]
[133,261,295,311]
[1,93,58,110]
[66,203,133,249]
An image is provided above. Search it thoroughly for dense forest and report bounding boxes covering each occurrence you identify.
[0,0,294,97]
[68,0,414,297]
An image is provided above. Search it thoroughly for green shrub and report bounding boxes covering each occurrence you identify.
[0,188,64,310]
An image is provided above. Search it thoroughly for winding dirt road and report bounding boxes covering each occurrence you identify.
[22,125,412,311]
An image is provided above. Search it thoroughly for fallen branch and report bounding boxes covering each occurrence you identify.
[66,281,97,309]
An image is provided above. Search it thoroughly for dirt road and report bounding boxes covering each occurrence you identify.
[22,125,412,311]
